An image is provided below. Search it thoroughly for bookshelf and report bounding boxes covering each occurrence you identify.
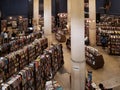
[85,46,104,69]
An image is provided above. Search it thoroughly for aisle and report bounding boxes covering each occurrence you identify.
[51,33,120,90]
[51,33,71,90]
[90,46,120,89]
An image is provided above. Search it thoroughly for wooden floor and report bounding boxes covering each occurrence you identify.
[50,33,120,90]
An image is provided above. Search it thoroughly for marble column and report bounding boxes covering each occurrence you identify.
[67,0,71,32]
[33,0,39,30]
[89,0,96,46]
[44,0,52,46]
[0,11,1,32]
[71,0,86,90]
[28,0,33,27]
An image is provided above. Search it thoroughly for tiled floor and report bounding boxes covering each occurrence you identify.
[51,33,120,90]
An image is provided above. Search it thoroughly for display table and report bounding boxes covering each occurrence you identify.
[55,30,66,42]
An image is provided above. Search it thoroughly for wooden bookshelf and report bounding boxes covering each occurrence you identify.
[85,46,104,69]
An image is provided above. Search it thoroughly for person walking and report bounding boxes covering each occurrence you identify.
[4,31,8,43]
[100,34,107,49]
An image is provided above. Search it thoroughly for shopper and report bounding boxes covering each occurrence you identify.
[55,15,60,27]
[99,83,113,90]
[85,35,89,45]
[0,31,4,43]
[100,34,107,49]
[11,31,16,37]
[99,83,105,90]
[4,31,9,43]
[11,31,16,40]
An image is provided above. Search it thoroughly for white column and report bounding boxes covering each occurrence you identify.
[67,0,71,32]
[44,0,52,45]
[89,0,96,46]
[33,0,39,30]
[71,0,86,90]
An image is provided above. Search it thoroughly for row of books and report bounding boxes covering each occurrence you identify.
[0,31,42,56]
[108,35,120,55]
[0,37,48,85]
[0,44,64,90]
[1,17,28,31]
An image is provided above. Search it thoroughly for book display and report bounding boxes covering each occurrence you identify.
[57,13,67,29]
[18,17,28,32]
[0,31,42,57]
[0,43,11,56]
[96,14,120,46]
[0,37,48,85]
[0,43,64,90]
[85,46,104,69]
[51,44,64,76]
[100,14,120,26]
[35,44,64,89]
[5,53,19,79]
[55,30,66,42]
[1,16,28,32]
[108,34,120,55]
[33,39,42,57]
[96,24,120,55]
[1,74,22,90]
[45,80,63,90]
[96,25,109,46]
[34,58,45,90]
[27,44,36,63]
[40,37,48,51]
[1,20,7,31]
[19,65,35,90]
[7,16,17,29]
[0,57,8,86]
[16,49,28,70]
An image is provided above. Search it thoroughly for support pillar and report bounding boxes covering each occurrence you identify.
[44,0,52,46]
[71,0,86,90]
[28,0,33,27]
[0,10,1,33]
[33,0,39,30]
[89,0,96,46]
[67,0,71,32]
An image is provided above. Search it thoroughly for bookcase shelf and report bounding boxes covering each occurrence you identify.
[108,34,120,55]
[0,44,64,90]
[85,46,104,69]
[0,31,42,57]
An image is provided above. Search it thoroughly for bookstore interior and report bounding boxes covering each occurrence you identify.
[0,0,120,90]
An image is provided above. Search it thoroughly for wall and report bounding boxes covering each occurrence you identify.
[0,0,67,18]
[0,0,119,19]
[59,0,67,13]
[0,0,28,18]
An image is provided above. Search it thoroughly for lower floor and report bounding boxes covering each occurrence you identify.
[51,34,120,90]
